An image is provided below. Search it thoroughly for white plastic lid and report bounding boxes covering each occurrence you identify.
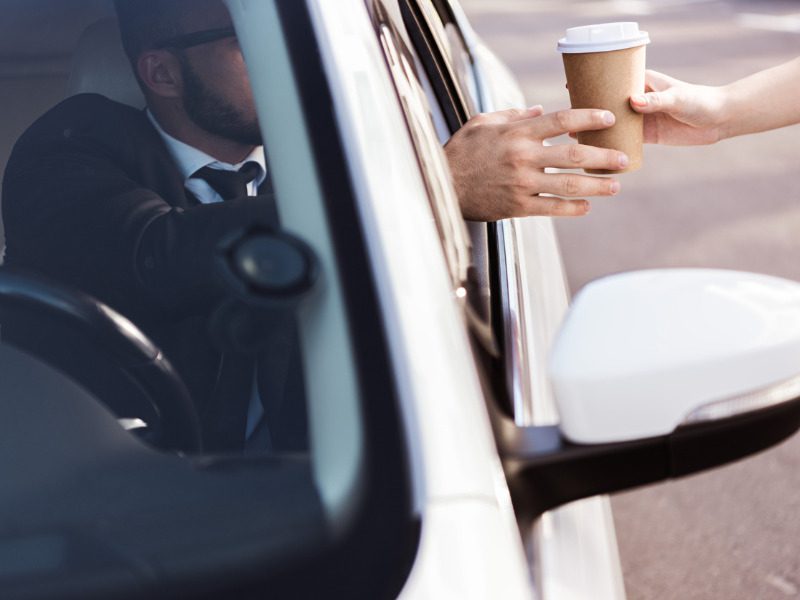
[557,22,650,53]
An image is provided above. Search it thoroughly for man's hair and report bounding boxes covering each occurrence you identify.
[114,0,189,63]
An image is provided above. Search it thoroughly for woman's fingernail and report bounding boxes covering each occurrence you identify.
[603,111,615,125]
[610,181,621,195]
[619,153,629,168]
[631,94,646,106]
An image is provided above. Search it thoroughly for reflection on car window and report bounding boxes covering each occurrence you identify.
[390,0,501,352]
[372,2,470,290]
[414,0,480,116]
[443,22,480,116]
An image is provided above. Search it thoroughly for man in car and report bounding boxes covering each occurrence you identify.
[1,0,625,452]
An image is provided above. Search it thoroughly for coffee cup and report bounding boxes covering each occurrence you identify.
[558,22,650,173]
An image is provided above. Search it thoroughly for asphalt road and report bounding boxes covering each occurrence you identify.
[459,1,800,598]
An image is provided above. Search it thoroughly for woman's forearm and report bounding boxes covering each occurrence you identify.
[720,57,800,139]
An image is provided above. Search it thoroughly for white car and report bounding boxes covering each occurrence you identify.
[1,1,800,599]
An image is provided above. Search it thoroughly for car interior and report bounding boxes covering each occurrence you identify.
[0,1,417,597]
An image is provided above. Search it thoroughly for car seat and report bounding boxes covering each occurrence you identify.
[65,17,145,108]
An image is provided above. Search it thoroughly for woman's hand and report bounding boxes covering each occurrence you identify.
[630,69,728,145]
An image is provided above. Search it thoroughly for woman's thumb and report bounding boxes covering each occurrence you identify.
[630,90,674,114]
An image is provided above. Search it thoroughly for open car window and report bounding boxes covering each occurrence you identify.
[370,0,471,293]
[378,0,507,402]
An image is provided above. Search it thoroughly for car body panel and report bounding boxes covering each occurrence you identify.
[446,1,627,597]
[310,0,540,596]
[399,499,533,600]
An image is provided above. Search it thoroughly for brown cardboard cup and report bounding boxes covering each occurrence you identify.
[559,23,649,174]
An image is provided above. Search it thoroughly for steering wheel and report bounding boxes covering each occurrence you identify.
[0,268,201,453]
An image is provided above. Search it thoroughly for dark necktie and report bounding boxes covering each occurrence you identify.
[193,160,305,453]
[193,162,261,201]
[193,162,261,452]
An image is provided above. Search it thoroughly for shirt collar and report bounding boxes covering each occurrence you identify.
[147,110,267,188]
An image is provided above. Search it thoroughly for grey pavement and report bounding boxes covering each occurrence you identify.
[460,0,800,598]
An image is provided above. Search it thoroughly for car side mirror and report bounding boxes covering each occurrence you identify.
[496,269,800,521]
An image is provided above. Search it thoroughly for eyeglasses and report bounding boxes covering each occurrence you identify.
[153,27,236,50]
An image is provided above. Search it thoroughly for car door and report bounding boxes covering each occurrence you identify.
[391,1,628,598]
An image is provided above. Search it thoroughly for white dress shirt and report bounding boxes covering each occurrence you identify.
[148,111,268,440]
[147,111,267,201]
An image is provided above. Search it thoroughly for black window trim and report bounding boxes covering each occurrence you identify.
[398,0,469,131]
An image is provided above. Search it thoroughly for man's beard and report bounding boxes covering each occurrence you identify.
[180,59,263,146]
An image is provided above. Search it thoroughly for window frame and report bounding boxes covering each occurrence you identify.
[393,0,515,409]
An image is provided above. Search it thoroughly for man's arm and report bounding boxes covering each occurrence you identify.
[446,106,628,220]
[1,96,276,320]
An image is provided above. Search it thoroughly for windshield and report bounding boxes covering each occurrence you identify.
[0,1,414,596]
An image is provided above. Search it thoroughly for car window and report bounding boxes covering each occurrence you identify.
[410,0,480,117]
[396,0,467,131]
[373,1,507,358]
[370,0,471,292]
[0,1,414,596]
[382,0,511,400]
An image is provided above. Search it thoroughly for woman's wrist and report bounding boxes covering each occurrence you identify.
[711,84,737,142]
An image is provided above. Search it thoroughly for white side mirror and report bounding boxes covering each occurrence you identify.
[549,269,800,444]
[496,269,800,520]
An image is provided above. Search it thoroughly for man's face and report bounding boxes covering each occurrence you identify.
[175,1,262,146]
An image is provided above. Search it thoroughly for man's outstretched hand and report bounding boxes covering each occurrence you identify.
[445,106,628,221]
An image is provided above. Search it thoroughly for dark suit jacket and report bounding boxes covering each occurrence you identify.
[2,93,305,452]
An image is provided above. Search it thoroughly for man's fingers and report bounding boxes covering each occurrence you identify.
[537,143,629,171]
[521,196,591,218]
[481,105,545,125]
[534,172,620,198]
[525,105,545,118]
[518,109,616,140]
